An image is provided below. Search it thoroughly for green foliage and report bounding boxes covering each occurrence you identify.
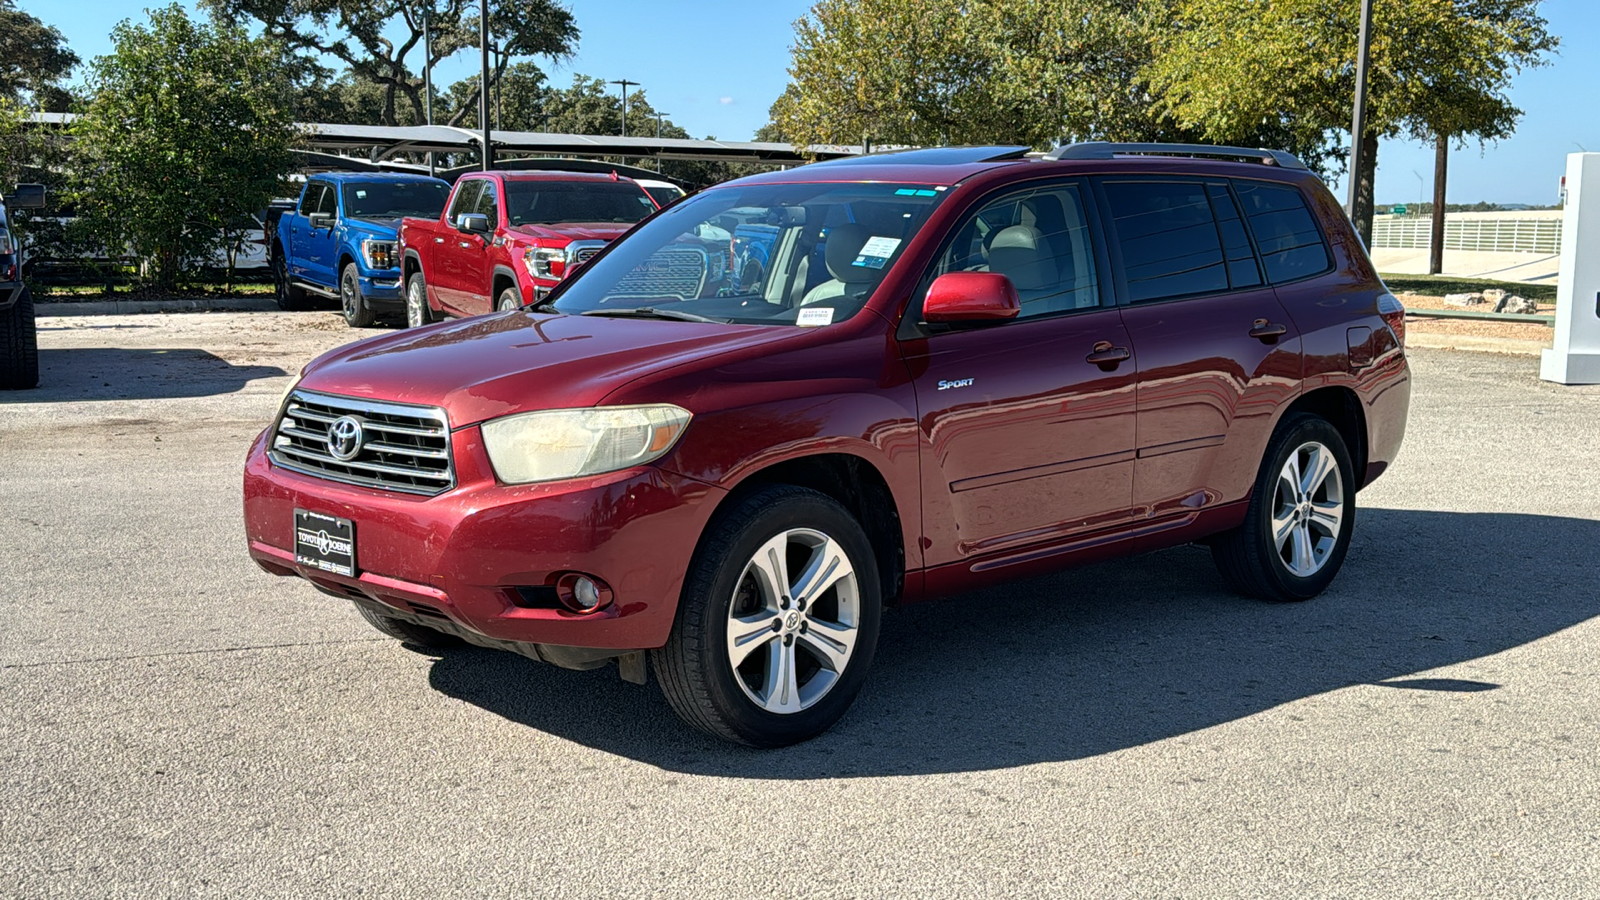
[0,0,78,108]
[206,0,579,127]
[72,5,299,288]
[775,0,1191,149]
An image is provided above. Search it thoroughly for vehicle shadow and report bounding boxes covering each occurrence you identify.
[4,348,286,403]
[426,508,1600,777]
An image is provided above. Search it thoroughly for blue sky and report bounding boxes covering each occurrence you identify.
[29,0,1599,205]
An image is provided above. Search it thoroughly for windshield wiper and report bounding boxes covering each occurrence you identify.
[581,307,726,324]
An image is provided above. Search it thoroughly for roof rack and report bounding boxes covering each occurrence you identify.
[1045,141,1307,171]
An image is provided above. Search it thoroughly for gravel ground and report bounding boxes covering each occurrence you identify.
[3,310,1598,898]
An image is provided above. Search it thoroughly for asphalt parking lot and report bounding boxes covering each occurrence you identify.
[3,310,1598,897]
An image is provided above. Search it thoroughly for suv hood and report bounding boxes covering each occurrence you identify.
[345,216,403,237]
[295,311,793,427]
[507,222,634,244]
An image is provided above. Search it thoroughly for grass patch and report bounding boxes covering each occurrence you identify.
[1380,274,1557,302]
[34,282,274,300]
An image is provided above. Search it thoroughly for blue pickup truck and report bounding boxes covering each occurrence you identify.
[271,173,451,327]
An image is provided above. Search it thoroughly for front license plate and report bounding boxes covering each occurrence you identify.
[294,508,356,577]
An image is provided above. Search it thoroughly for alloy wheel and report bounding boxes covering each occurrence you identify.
[1271,440,1345,578]
[725,528,860,714]
[341,269,359,319]
[407,278,426,328]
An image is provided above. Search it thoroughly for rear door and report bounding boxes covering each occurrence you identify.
[1096,177,1303,520]
[901,178,1138,567]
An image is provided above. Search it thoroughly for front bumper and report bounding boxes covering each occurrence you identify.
[358,271,403,308]
[243,425,725,654]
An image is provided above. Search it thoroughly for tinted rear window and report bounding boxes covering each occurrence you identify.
[1233,181,1331,284]
[504,181,658,226]
[1101,180,1228,303]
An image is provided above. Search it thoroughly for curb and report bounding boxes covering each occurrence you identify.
[35,297,280,316]
[1405,333,1549,357]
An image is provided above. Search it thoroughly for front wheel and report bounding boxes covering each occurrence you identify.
[1212,414,1356,602]
[405,272,434,329]
[496,286,522,312]
[652,485,882,747]
[340,263,376,328]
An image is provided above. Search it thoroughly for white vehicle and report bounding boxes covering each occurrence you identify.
[635,179,687,208]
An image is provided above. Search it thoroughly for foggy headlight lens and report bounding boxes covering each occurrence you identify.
[481,405,692,484]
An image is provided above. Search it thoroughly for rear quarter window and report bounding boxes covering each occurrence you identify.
[1233,181,1332,284]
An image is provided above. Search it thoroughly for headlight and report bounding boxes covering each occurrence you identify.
[481,404,692,484]
[272,377,300,417]
[0,229,13,255]
[361,239,395,270]
[523,246,566,280]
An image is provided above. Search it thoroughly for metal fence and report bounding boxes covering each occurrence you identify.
[1370,216,1563,254]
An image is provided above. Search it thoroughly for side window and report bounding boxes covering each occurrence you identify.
[298,184,325,215]
[1232,181,1331,284]
[447,180,483,224]
[929,182,1102,319]
[474,181,500,224]
[1206,183,1262,289]
[1101,180,1228,303]
[314,184,338,217]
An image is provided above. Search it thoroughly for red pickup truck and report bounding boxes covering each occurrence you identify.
[398,171,658,327]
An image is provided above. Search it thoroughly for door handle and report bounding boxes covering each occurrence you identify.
[1086,341,1130,370]
[434,237,445,244]
[1250,319,1288,342]
[459,241,473,249]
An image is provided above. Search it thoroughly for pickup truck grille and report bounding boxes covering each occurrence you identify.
[612,247,708,300]
[269,390,453,496]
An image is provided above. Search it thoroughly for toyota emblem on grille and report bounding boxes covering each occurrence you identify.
[326,415,365,461]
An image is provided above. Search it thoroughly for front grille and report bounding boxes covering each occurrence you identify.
[270,390,453,496]
[612,247,708,300]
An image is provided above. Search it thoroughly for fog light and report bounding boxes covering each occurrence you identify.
[555,572,612,613]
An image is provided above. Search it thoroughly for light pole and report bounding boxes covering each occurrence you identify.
[610,79,638,137]
[654,112,670,171]
[423,4,434,176]
[1347,0,1375,245]
[479,0,492,171]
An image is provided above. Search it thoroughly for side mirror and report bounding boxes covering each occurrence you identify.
[923,271,1021,323]
[4,183,46,210]
[456,213,491,235]
[307,212,333,230]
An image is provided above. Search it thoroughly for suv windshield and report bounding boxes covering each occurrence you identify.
[505,181,657,226]
[549,181,948,326]
[342,182,450,219]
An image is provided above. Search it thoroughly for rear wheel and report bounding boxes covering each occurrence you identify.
[272,250,308,311]
[340,263,376,328]
[353,602,459,649]
[0,286,40,390]
[405,272,434,329]
[496,286,521,312]
[653,485,881,747]
[1212,414,1355,602]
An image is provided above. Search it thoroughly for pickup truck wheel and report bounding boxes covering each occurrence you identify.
[652,485,882,747]
[405,273,434,329]
[1212,414,1356,602]
[340,263,377,328]
[496,287,522,312]
[352,602,460,649]
[271,253,308,311]
[0,286,40,390]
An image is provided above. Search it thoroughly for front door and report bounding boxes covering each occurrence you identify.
[434,179,482,314]
[304,182,340,288]
[1096,178,1303,519]
[902,180,1138,567]
[288,183,325,279]
[459,178,500,315]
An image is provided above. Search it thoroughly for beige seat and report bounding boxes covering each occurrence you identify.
[987,225,1062,315]
[800,224,878,306]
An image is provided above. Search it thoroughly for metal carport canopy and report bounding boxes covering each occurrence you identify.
[298,122,866,164]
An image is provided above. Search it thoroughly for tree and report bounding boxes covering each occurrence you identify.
[0,0,78,109]
[774,0,1191,150]
[1144,0,1556,242]
[73,5,300,288]
[204,0,579,127]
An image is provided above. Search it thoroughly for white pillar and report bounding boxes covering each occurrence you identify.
[1541,153,1600,384]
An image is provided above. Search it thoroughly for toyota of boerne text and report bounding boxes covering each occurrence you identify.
[244,143,1411,747]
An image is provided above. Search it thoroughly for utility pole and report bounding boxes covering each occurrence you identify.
[610,79,638,137]
[479,0,492,171]
[655,112,669,172]
[1430,134,1449,275]
[423,4,434,176]
[1347,0,1376,246]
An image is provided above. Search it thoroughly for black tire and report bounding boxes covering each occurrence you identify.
[652,485,882,747]
[496,286,522,312]
[1212,414,1357,602]
[272,251,309,311]
[353,602,460,649]
[0,286,40,390]
[405,272,435,328]
[340,263,377,328]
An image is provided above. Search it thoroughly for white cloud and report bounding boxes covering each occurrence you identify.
[719,96,735,105]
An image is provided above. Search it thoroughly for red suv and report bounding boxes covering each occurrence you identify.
[245,143,1410,747]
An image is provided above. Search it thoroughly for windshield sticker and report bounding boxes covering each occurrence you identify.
[355,190,367,199]
[852,236,902,268]
[797,307,835,327]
